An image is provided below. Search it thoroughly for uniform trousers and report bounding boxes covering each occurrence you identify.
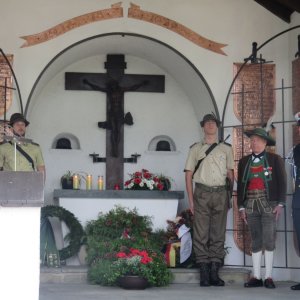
[193,183,228,264]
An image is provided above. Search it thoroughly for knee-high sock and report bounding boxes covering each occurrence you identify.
[252,251,262,279]
[264,250,274,279]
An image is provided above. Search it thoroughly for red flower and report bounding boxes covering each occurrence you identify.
[134,172,142,177]
[143,172,151,179]
[130,248,141,256]
[153,177,159,182]
[139,250,149,257]
[157,183,164,191]
[116,252,127,258]
[141,257,152,264]
[134,178,142,184]
[117,248,153,265]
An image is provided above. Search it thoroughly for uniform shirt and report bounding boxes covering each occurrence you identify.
[185,140,234,186]
[0,141,44,171]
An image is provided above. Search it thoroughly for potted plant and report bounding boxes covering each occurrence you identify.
[60,171,74,189]
[103,246,169,289]
[60,171,85,189]
[85,206,172,288]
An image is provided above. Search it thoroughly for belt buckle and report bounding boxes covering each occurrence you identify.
[210,186,219,192]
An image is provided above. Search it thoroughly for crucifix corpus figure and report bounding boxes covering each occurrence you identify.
[82,77,148,157]
[65,54,165,189]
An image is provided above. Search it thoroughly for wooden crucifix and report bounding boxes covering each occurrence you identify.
[65,54,165,189]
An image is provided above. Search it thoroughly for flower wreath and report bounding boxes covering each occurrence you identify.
[41,205,85,261]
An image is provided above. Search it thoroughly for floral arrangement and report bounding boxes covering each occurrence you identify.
[109,247,163,285]
[91,245,171,286]
[164,209,230,268]
[124,169,172,191]
[86,206,172,287]
[166,209,194,239]
[164,209,195,268]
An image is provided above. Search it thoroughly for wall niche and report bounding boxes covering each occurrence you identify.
[52,133,80,150]
[147,135,176,152]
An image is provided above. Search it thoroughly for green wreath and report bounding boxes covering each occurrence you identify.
[41,205,85,261]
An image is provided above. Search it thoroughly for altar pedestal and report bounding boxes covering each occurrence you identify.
[53,189,184,230]
[0,171,44,300]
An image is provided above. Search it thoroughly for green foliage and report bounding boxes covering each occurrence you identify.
[85,205,173,286]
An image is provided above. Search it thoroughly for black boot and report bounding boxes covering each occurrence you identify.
[210,261,225,286]
[199,263,210,287]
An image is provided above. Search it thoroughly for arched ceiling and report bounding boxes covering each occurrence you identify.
[26,33,217,119]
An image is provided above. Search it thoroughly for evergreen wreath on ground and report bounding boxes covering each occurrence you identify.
[41,205,85,261]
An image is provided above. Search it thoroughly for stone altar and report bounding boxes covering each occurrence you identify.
[53,189,184,230]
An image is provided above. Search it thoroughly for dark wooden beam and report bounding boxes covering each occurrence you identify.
[275,0,300,13]
[254,0,293,23]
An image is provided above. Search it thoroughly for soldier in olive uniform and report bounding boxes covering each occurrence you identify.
[0,113,45,178]
[185,114,234,287]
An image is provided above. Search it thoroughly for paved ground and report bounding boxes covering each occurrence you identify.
[40,282,299,300]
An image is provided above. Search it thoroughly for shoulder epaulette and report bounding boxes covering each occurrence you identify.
[189,142,197,148]
[221,141,232,147]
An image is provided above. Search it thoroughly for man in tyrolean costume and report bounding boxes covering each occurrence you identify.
[237,128,286,289]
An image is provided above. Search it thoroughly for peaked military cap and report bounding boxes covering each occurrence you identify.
[200,113,221,127]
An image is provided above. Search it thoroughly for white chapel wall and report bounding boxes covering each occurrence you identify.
[0,0,299,278]
[27,54,202,208]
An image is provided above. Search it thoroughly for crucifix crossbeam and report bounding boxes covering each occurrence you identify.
[65,54,165,189]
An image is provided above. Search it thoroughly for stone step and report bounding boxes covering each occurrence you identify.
[40,266,88,284]
[40,266,250,285]
[172,267,250,284]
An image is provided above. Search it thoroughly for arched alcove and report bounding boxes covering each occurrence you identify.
[52,133,80,150]
[24,33,218,212]
[148,135,176,152]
